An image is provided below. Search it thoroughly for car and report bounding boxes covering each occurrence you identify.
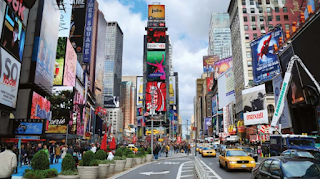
[241,147,258,162]
[202,147,216,157]
[252,156,320,179]
[199,146,204,154]
[126,144,137,151]
[219,149,256,172]
[281,149,320,160]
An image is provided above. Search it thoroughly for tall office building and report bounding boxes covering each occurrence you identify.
[168,38,174,76]
[103,22,124,101]
[121,81,134,129]
[106,108,123,139]
[122,76,138,126]
[208,13,232,59]
[228,0,304,115]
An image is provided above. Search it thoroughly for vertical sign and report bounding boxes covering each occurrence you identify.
[136,76,143,108]
[58,0,72,37]
[169,76,176,105]
[83,0,95,63]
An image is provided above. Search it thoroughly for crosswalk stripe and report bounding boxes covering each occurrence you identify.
[180,174,194,178]
[181,170,193,172]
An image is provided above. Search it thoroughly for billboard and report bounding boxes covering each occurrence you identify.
[212,95,217,116]
[33,0,60,93]
[0,48,21,108]
[30,92,51,120]
[74,89,85,135]
[272,74,292,129]
[147,51,166,81]
[218,67,235,109]
[63,39,77,86]
[104,96,119,108]
[53,37,67,85]
[146,82,166,112]
[12,119,45,135]
[76,60,84,83]
[169,76,176,105]
[147,28,166,49]
[242,84,268,126]
[203,55,219,73]
[148,5,165,20]
[70,1,86,53]
[214,57,233,79]
[1,5,26,62]
[83,0,95,63]
[58,0,72,37]
[47,109,69,133]
[206,77,213,92]
[147,21,165,28]
[250,26,283,84]
[205,117,212,131]
[136,76,143,107]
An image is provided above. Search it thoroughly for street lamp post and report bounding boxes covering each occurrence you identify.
[151,85,155,155]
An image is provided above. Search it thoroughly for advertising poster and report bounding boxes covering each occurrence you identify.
[242,84,268,126]
[30,92,51,120]
[147,21,165,28]
[83,0,95,63]
[63,39,77,86]
[70,1,86,53]
[58,0,72,37]
[169,76,176,105]
[137,108,143,116]
[136,76,143,107]
[148,5,165,20]
[84,107,91,134]
[145,127,166,134]
[223,106,229,135]
[205,117,212,131]
[0,48,21,108]
[76,60,84,83]
[74,90,85,135]
[206,77,213,92]
[12,119,45,135]
[214,57,233,79]
[212,95,217,116]
[53,37,67,85]
[147,28,166,49]
[33,0,60,93]
[272,74,292,129]
[1,5,26,62]
[47,110,69,133]
[104,96,120,108]
[218,67,235,109]
[203,55,219,73]
[145,82,166,112]
[251,27,283,84]
[147,51,166,81]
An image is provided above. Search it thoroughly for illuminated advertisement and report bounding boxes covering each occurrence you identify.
[205,117,212,131]
[145,127,166,135]
[12,119,45,135]
[70,1,86,53]
[1,5,26,62]
[147,28,166,49]
[30,92,51,120]
[214,57,233,79]
[146,82,166,112]
[63,39,77,86]
[169,76,176,105]
[137,108,143,116]
[203,55,219,73]
[242,84,268,126]
[251,26,283,84]
[53,37,67,85]
[33,0,60,93]
[206,77,213,92]
[147,51,166,81]
[104,96,120,108]
[212,95,217,116]
[148,5,165,20]
[83,0,95,63]
[47,109,69,133]
[0,48,21,108]
[58,0,72,37]
[136,76,143,107]
[147,21,165,27]
[74,89,85,135]
[218,67,235,109]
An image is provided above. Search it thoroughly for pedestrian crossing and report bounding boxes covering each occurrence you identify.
[177,161,196,179]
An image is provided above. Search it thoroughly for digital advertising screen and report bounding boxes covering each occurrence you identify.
[30,92,51,120]
[145,82,166,112]
[63,38,77,86]
[203,55,219,73]
[53,37,67,85]
[70,1,86,53]
[147,51,166,81]
[148,5,165,20]
[12,119,45,135]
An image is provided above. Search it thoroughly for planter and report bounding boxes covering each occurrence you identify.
[108,164,115,174]
[114,160,126,172]
[58,175,80,179]
[146,154,153,162]
[77,166,99,179]
[143,156,146,163]
[98,164,109,179]
[23,178,57,179]
[134,157,142,165]
[125,158,133,169]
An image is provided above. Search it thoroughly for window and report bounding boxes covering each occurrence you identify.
[285,24,290,30]
[276,15,280,21]
[268,104,274,113]
[244,16,248,22]
[242,0,246,5]
[246,52,251,58]
[261,160,272,172]
[260,16,264,21]
[250,0,254,5]
[267,7,272,13]
[251,8,255,13]
[273,0,278,5]
[270,160,281,176]
[243,8,247,13]
[252,25,257,30]
[284,15,289,21]
[244,25,249,31]
[247,61,252,67]
[258,0,262,5]
[268,16,273,21]
[282,0,286,4]
[283,7,288,12]
[281,151,291,156]
[259,7,263,13]
[253,33,258,38]
[245,33,249,39]
[261,24,265,30]
[246,42,250,48]
[269,24,273,29]
[252,16,256,21]
[275,7,279,12]
[266,0,270,4]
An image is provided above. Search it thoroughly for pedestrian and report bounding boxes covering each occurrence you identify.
[90,144,97,153]
[20,144,26,166]
[0,143,17,179]
[27,145,35,167]
[43,145,49,158]
[49,143,55,164]
[36,143,42,152]
[13,145,18,174]
[67,146,74,155]
[55,144,61,163]
[165,145,169,157]
[169,144,174,157]
[153,145,160,160]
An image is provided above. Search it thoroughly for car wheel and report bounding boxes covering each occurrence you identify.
[219,161,222,168]
[225,162,230,172]
[202,154,204,157]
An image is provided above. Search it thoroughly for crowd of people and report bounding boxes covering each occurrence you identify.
[153,141,191,159]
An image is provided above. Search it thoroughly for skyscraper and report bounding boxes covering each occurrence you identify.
[121,81,133,129]
[208,13,232,59]
[103,22,124,102]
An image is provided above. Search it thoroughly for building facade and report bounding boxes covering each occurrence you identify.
[107,108,123,136]
[122,76,138,126]
[121,81,133,129]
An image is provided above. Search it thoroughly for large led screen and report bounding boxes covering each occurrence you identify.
[147,51,166,81]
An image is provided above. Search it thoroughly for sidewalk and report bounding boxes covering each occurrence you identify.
[157,152,191,160]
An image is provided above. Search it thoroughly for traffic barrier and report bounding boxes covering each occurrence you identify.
[195,157,212,179]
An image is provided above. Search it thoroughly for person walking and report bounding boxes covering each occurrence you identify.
[169,144,174,157]
[49,143,55,164]
[165,145,169,157]
[43,145,49,159]
[27,145,35,167]
[0,143,17,179]
[55,144,61,163]
[61,145,67,159]
[67,146,74,155]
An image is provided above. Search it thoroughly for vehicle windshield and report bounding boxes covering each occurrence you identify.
[288,139,314,146]
[242,148,253,153]
[204,147,213,150]
[226,150,248,157]
[297,151,315,158]
[282,161,320,178]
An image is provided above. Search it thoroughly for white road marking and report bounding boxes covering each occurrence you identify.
[176,161,195,179]
[197,157,223,179]
[140,171,170,175]
[181,170,193,172]
[180,174,194,178]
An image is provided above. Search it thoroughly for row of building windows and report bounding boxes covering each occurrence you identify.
[244,23,290,32]
[242,0,287,6]
[243,6,288,14]
[244,15,289,23]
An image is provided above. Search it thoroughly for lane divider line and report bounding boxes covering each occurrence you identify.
[197,157,223,179]
[176,161,193,179]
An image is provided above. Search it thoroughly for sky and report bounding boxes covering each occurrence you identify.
[97,0,231,138]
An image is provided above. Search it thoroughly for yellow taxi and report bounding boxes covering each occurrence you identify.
[126,144,137,151]
[218,149,256,172]
[199,146,204,154]
[202,147,216,157]
[196,144,199,152]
